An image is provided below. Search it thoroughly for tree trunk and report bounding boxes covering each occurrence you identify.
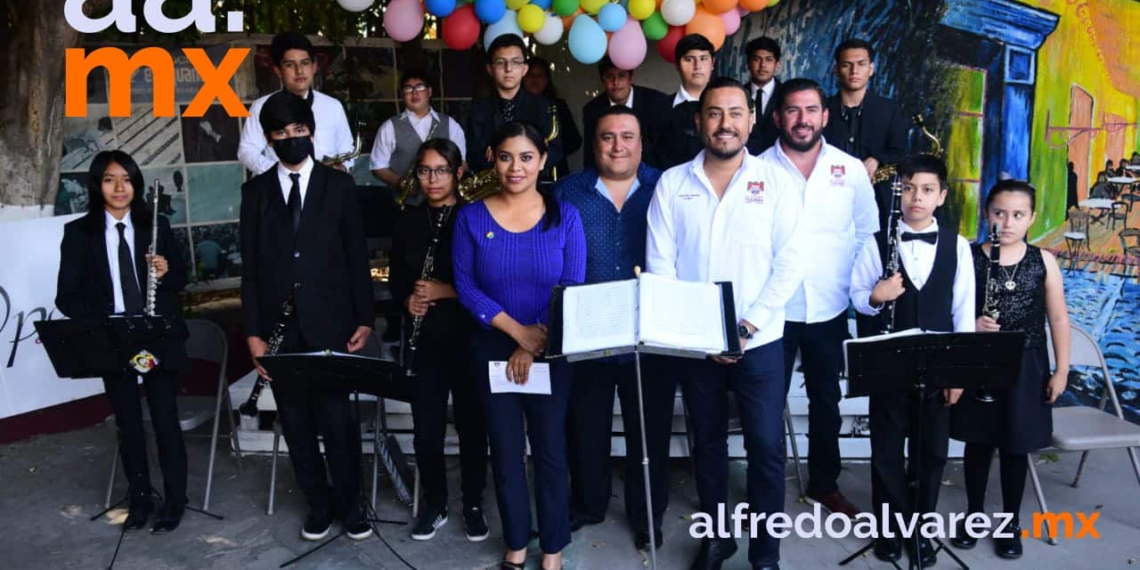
[0,0,89,220]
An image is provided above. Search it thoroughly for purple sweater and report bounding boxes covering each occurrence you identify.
[453,200,586,329]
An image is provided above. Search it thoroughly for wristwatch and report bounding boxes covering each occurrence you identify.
[737,323,754,339]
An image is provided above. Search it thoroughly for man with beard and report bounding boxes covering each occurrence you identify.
[553,106,670,551]
[647,77,803,570]
[758,78,878,518]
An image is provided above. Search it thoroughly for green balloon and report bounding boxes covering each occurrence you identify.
[642,11,667,41]
[553,0,579,17]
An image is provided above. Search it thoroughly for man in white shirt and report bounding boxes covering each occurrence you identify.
[369,69,467,188]
[744,37,782,155]
[238,32,356,176]
[646,77,803,570]
[849,154,974,567]
[757,78,878,518]
[656,34,716,169]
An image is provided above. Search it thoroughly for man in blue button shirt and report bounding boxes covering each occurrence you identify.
[553,106,670,552]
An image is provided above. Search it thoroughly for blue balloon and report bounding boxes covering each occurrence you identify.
[483,10,523,50]
[531,0,552,9]
[597,3,627,32]
[568,16,607,64]
[425,0,457,17]
[474,0,506,24]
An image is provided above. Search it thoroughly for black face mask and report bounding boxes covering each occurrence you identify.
[272,136,314,165]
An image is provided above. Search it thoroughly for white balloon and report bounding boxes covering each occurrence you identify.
[483,10,523,51]
[660,0,695,26]
[336,0,375,12]
[534,11,564,45]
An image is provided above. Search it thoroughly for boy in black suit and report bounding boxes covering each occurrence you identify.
[240,91,375,541]
[56,150,189,534]
[744,36,782,155]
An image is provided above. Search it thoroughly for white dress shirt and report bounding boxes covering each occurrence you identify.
[759,140,879,322]
[277,156,315,207]
[673,85,700,107]
[610,86,635,108]
[646,151,805,349]
[368,108,468,170]
[849,219,976,333]
[104,210,139,314]
[751,80,776,114]
[238,89,355,176]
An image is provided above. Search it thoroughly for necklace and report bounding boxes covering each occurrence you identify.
[1000,251,1025,291]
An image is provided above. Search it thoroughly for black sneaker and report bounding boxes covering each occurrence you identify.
[411,506,448,541]
[463,505,490,542]
[301,511,333,541]
[344,504,374,541]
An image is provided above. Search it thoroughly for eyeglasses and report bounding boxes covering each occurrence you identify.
[401,83,429,94]
[416,166,454,179]
[492,58,526,70]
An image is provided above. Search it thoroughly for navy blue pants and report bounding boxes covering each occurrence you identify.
[683,339,786,566]
[782,313,847,496]
[471,328,572,554]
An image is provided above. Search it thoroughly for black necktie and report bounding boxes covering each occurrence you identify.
[901,231,938,244]
[287,173,302,234]
[500,99,515,123]
[116,222,144,314]
[305,90,315,107]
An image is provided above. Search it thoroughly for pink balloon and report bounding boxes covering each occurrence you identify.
[608,19,647,70]
[737,5,749,16]
[383,0,425,42]
[720,7,740,35]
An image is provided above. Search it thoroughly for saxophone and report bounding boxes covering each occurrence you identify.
[879,174,904,334]
[872,114,944,184]
[975,222,1002,403]
[239,296,295,417]
[404,205,455,377]
[145,179,160,316]
[320,123,364,167]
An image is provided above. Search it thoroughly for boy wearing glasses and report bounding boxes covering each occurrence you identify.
[369,69,468,189]
[465,34,563,179]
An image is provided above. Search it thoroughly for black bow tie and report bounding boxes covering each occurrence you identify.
[901,231,938,244]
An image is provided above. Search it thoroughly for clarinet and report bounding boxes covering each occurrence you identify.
[976,222,1002,403]
[879,174,904,334]
[145,180,160,316]
[404,204,454,377]
[239,295,294,417]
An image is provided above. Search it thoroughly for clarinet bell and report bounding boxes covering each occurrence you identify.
[974,387,996,403]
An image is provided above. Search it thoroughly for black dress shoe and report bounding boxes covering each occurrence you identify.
[752,564,780,570]
[690,538,737,570]
[634,529,664,551]
[124,494,154,531]
[994,527,1023,559]
[150,502,185,534]
[950,519,977,549]
[569,513,603,532]
[873,536,902,562]
[905,537,937,569]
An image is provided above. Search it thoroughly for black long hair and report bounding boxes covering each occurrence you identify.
[488,121,560,231]
[82,150,149,233]
[412,138,464,200]
[985,179,1037,212]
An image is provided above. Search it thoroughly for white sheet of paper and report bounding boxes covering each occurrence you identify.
[561,279,638,355]
[637,272,726,353]
[488,361,552,395]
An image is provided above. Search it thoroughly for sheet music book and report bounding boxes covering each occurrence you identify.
[559,272,732,359]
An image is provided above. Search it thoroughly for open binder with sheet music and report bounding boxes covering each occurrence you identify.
[547,271,743,362]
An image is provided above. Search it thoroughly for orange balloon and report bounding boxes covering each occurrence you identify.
[562,8,582,29]
[738,0,768,11]
[684,7,725,50]
[701,0,737,15]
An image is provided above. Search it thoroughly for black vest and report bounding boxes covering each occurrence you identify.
[856,224,958,336]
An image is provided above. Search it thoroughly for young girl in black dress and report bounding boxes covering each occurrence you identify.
[950,179,1072,558]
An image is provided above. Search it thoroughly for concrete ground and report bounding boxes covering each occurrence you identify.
[2,424,1139,570]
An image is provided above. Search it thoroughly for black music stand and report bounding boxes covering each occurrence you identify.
[35,316,223,570]
[839,330,1025,570]
[257,351,412,569]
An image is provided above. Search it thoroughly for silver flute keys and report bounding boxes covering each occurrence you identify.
[880,174,904,334]
[145,179,160,317]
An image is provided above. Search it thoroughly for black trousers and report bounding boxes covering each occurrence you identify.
[410,334,488,510]
[782,313,847,496]
[567,357,675,535]
[102,369,188,504]
[272,340,362,520]
[869,389,950,521]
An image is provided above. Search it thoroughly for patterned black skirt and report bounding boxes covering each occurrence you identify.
[949,345,1053,454]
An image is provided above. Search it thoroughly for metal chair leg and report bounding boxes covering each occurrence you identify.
[1128,447,1140,486]
[1027,456,1057,545]
[785,401,805,499]
[223,388,244,474]
[269,422,280,516]
[371,398,380,509]
[106,442,120,508]
[1072,450,1091,488]
[204,372,227,511]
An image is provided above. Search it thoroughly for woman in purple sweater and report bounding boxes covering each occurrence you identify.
[453,121,586,570]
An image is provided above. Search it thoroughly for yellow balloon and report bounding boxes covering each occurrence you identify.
[629,0,655,19]
[518,4,547,32]
[507,0,530,10]
[581,0,608,14]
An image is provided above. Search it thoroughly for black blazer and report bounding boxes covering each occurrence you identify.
[240,163,373,351]
[465,89,564,176]
[746,78,781,156]
[582,85,670,170]
[654,99,704,170]
[823,90,908,166]
[55,211,189,372]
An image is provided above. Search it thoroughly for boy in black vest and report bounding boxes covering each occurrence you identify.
[849,154,976,569]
